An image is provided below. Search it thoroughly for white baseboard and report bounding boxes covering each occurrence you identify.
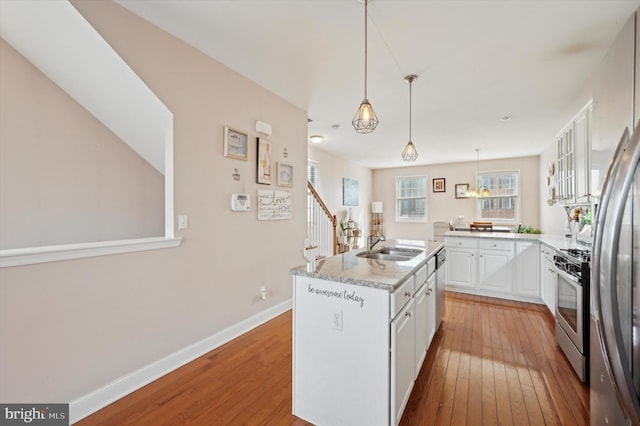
[70,299,292,424]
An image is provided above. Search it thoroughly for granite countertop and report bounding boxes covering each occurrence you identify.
[290,239,444,292]
[444,230,590,251]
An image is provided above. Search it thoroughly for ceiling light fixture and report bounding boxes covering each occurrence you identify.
[352,0,378,134]
[401,74,418,162]
[309,135,323,144]
[467,148,491,197]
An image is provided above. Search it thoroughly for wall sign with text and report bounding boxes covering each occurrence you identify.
[257,189,293,220]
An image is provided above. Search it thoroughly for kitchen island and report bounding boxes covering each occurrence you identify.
[290,239,443,426]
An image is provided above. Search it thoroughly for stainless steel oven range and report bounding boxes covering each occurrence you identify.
[554,248,590,383]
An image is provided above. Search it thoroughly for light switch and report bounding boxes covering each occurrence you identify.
[178,215,188,230]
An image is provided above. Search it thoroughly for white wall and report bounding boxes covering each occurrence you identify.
[0,39,164,249]
[538,140,571,234]
[308,145,373,245]
[372,156,540,240]
[0,0,307,414]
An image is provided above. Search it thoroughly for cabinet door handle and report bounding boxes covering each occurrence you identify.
[405,311,412,317]
[404,291,411,297]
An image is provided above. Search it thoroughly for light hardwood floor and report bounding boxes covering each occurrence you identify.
[77,292,589,425]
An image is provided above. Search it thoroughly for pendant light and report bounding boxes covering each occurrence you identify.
[401,75,418,162]
[467,149,491,197]
[352,0,379,134]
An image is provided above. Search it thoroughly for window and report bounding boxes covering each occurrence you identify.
[396,176,428,222]
[476,170,520,223]
[307,160,319,189]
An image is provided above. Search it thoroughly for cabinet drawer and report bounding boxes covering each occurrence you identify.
[478,239,513,251]
[414,264,428,289]
[391,276,415,318]
[446,237,477,249]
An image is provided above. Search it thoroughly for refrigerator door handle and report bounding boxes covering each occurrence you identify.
[596,122,640,424]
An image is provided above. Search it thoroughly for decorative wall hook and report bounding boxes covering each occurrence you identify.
[232,168,240,181]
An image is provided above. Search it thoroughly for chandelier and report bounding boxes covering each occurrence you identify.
[467,149,491,197]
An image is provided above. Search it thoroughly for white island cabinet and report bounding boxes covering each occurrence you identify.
[291,240,443,426]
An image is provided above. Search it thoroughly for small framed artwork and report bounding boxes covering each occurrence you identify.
[223,126,248,161]
[277,162,293,187]
[455,183,470,199]
[256,138,272,184]
[342,178,359,206]
[433,178,446,193]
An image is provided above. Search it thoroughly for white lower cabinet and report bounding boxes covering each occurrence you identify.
[446,238,477,288]
[478,240,514,293]
[414,281,428,376]
[445,236,543,304]
[540,245,557,315]
[514,241,540,297]
[391,298,415,426]
[425,272,437,347]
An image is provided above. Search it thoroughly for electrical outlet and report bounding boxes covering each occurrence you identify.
[259,286,268,300]
[332,310,343,331]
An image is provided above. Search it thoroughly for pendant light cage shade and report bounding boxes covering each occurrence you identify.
[352,0,378,134]
[402,74,418,162]
[401,141,418,161]
[352,99,379,133]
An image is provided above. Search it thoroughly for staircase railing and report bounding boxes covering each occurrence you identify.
[307,181,337,258]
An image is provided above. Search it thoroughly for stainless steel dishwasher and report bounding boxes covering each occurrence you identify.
[435,248,446,330]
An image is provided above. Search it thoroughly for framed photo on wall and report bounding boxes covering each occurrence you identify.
[223,126,248,161]
[277,162,293,187]
[433,178,446,193]
[342,178,359,206]
[455,183,470,199]
[256,138,272,184]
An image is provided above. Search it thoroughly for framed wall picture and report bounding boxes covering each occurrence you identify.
[277,162,293,187]
[256,138,272,184]
[223,126,249,161]
[433,178,446,193]
[342,178,359,206]
[455,183,470,199]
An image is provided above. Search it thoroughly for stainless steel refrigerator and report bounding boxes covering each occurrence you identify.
[590,9,640,425]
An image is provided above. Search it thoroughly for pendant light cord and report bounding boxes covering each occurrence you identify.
[364,0,368,99]
[409,78,412,141]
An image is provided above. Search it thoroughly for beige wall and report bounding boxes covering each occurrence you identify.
[0,38,164,249]
[372,156,540,240]
[308,145,373,242]
[538,140,571,234]
[0,0,307,408]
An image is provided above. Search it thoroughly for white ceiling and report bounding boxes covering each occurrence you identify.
[116,0,640,169]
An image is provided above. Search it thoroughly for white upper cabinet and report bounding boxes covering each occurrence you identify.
[557,101,592,206]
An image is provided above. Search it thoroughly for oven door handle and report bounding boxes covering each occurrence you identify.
[553,264,579,284]
[594,122,640,424]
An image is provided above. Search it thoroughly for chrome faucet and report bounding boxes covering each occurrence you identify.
[367,234,386,251]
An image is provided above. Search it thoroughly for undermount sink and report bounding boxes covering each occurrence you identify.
[376,247,423,257]
[356,246,423,261]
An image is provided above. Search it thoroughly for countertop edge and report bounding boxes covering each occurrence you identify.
[444,230,591,251]
[290,239,444,291]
